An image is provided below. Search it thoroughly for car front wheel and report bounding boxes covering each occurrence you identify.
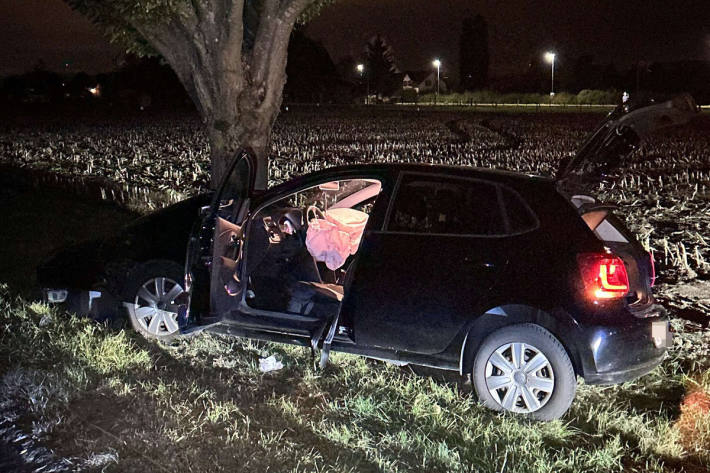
[122,260,187,341]
[472,323,576,421]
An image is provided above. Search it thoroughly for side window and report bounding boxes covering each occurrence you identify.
[501,188,538,234]
[387,175,505,235]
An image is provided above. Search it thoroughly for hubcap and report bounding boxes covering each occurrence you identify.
[132,277,185,336]
[484,342,555,413]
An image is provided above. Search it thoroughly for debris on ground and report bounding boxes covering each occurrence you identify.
[258,355,284,373]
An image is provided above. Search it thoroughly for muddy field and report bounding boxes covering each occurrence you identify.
[1,107,709,472]
[2,106,709,303]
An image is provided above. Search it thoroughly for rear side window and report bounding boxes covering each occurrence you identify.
[387,175,505,235]
[501,188,538,234]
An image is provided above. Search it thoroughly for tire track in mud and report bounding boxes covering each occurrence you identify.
[445,118,521,150]
[0,376,73,473]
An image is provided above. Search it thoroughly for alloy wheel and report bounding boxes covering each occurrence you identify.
[131,277,185,337]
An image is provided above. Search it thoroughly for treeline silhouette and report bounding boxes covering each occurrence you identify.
[2,28,708,108]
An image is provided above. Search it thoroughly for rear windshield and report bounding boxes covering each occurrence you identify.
[581,209,630,243]
[594,218,629,243]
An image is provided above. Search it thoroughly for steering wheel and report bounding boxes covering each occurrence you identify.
[263,208,304,244]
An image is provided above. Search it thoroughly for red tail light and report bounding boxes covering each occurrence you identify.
[577,253,630,301]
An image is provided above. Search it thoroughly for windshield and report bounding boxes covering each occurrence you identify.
[288,179,381,211]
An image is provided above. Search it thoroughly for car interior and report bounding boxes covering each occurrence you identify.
[242,178,382,318]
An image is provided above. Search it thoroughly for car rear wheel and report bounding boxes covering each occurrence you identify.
[123,260,187,341]
[472,323,576,421]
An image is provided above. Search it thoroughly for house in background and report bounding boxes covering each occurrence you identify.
[400,70,448,94]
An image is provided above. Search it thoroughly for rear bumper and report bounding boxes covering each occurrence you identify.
[583,352,666,385]
[578,312,671,386]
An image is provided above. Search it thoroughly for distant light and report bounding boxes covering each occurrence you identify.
[432,59,441,100]
[544,52,556,96]
[356,63,364,73]
[87,85,101,97]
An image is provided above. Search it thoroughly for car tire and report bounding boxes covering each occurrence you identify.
[472,323,576,421]
[122,260,187,341]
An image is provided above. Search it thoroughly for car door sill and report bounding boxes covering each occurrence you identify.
[236,303,324,323]
[329,342,459,371]
[207,324,313,347]
[223,312,323,334]
[180,322,221,336]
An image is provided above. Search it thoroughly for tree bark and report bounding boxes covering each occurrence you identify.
[126,0,315,191]
[206,99,277,192]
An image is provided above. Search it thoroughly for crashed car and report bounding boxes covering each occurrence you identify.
[39,95,698,420]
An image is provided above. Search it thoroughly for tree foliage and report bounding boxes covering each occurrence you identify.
[364,34,398,97]
[64,0,335,188]
[284,30,340,102]
[64,1,185,57]
[65,0,334,56]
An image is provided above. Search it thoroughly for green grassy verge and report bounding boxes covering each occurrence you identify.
[390,103,615,114]
[1,283,709,472]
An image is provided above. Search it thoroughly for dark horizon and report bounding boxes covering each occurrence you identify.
[1,0,709,79]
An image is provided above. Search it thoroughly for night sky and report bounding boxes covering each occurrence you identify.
[1,0,708,78]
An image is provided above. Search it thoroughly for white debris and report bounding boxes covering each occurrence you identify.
[258,355,283,373]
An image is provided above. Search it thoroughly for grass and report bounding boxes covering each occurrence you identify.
[1,284,709,472]
[1,108,708,471]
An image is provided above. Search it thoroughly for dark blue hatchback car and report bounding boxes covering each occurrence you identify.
[40,95,698,420]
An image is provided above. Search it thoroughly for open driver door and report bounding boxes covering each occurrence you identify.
[184,149,257,327]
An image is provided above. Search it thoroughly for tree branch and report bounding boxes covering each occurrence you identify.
[248,0,316,110]
[278,0,314,20]
[219,0,245,74]
[249,0,280,85]
[127,13,215,118]
[189,0,207,21]
[249,0,316,112]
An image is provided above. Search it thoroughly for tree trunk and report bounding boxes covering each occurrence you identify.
[206,95,280,192]
[123,0,311,192]
[207,124,272,193]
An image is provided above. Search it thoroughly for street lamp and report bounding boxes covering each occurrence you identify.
[432,59,441,103]
[544,52,556,96]
[356,63,368,104]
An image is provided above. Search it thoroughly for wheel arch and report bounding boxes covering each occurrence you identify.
[459,304,583,377]
[122,259,184,293]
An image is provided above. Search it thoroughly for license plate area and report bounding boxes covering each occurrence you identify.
[651,320,672,348]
